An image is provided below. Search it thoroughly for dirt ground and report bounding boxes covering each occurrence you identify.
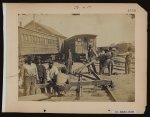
[19,62,135,102]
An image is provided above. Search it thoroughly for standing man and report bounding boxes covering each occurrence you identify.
[118,47,133,74]
[66,49,73,74]
[36,56,47,93]
[20,56,39,96]
[46,60,59,94]
[105,48,114,76]
[87,45,98,74]
[99,49,106,75]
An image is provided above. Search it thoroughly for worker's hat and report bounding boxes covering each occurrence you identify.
[105,48,109,51]
[112,48,117,51]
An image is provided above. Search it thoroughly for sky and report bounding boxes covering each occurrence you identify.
[18,14,135,47]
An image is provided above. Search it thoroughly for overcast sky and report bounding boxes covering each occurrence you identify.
[18,14,135,47]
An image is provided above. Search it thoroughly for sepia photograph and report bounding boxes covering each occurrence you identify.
[3,3,147,113]
[18,14,135,102]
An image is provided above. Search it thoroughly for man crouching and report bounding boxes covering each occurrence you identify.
[54,67,71,97]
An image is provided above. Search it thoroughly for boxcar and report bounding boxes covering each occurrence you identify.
[63,34,97,62]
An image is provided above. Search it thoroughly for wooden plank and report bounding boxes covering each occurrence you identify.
[113,67,125,71]
[81,74,97,80]
[114,60,125,64]
[73,60,96,74]
[113,64,125,68]
[70,80,112,86]
[104,86,117,102]
[89,68,101,80]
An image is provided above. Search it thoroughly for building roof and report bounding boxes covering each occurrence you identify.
[67,34,97,41]
[24,20,66,38]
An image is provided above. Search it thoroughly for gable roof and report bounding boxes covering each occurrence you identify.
[66,34,97,41]
[24,20,66,38]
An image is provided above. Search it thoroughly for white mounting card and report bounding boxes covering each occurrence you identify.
[3,3,147,114]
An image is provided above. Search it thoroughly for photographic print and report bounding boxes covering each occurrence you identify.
[3,3,147,113]
[18,14,135,102]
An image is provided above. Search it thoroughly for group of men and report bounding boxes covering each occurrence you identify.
[86,45,133,76]
[19,45,133,97]
[19,56,70,97]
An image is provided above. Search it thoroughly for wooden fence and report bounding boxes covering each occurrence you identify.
[95,56,135,74]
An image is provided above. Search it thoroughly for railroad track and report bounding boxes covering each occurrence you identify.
[72,60,117,102]
[37,84,117,102]
[19,60,118,102]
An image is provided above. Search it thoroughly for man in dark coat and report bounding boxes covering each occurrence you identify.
[99,49,106,75]
[105,48,114,76]
[36,56,47,93]
[87,45,98,74]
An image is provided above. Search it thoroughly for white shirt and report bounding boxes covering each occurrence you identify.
[46,66,59,81]
[20,63,39,80]
[56,73,69,86]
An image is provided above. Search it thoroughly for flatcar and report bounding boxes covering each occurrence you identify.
[63,34,97,62]
[18,20,66,63]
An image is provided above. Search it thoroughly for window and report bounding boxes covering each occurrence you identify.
[45,38,47,44]
[49,40,51,44]
[28,35,31,42]
[90,39,93,42]
[26,35,29,42]
[77,38,81,41]
[23,34,27,42]
[21,34,24,42]
[30,35,33,43]
[38,37,40,43]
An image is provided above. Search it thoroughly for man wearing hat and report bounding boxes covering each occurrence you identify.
[98,49,106,75]
[46,59,59,94]
[87,45,98,74]
[20,55,39,96]
[36,56,47,93]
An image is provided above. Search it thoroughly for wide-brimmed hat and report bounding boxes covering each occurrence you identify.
[112,48,117,51]
[105,48,109,51]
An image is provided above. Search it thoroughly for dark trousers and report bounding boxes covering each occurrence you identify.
[39,77,46,93]
[47,80,56,94]
[91,63,97,73]
[106,59,113,76]
[67,59,73,74]
[125,62,131,74]
[99,62,105,75]
[88,59,97,73]
[54,85,65,96]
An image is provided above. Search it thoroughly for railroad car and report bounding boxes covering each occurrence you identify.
[63,34,97,62]
[18,21,66,62]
